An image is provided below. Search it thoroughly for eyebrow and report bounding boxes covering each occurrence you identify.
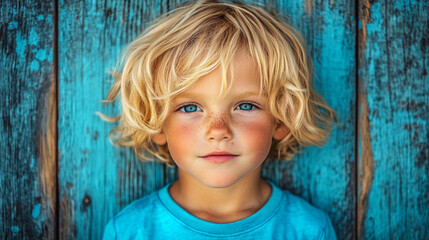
[174,90,264,100]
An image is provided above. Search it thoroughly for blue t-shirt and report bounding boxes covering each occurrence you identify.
[103,181,337,239]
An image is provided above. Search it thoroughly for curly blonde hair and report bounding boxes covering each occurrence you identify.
[99,0,336,166]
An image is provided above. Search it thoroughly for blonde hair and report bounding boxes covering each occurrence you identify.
[99,0,336,166]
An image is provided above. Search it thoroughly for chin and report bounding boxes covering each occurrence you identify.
[197,175,242,189]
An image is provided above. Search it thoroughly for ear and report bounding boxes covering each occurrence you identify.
[151,132,167,145]
[273,123,289,141]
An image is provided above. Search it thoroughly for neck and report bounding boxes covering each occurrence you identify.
[168,167,272,223]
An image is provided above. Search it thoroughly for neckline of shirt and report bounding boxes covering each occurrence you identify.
[157,180,285,236]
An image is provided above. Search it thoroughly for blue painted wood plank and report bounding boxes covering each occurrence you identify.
[260,1,356,239]
[358,0,429,238]
[57,0,168,238]
[0,0,56,239]
[58,0,356,239]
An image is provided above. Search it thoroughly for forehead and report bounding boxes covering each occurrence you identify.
[177,49,263,98]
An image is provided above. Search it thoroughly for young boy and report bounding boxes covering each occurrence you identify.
[101,0,337,239]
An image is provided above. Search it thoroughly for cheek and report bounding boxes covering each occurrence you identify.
[164,119,199,160]
[165,115,200,139]
[167,121,194,140]
[235,119,274,155]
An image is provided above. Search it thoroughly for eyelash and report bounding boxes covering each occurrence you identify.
[176,102,259,113]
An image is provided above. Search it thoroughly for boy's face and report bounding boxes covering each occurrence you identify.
[152,49,288,188]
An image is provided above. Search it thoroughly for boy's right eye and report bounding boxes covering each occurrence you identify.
[179,104,201,113]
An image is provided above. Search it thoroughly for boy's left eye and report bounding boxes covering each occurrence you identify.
[236,103,256,111]
[179,104,201,113]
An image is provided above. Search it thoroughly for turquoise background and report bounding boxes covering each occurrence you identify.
[1,0,428,239]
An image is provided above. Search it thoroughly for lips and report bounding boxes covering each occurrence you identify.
[200,151,239,163]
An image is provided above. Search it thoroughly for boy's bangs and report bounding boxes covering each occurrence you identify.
[166,12,279,100]
[164,21,245,100]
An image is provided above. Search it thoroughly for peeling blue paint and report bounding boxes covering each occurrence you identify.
[37,14,44,21]
[32,203,41,218]
[129,9,134,20]
[8,21,18,30]
[96,23,104,30]
[30,60,40,71]
[28,28,39,45]
[48,49,53,62]
[11,226,19,233]
[35,49,47,61]
[11,7,18,15]
[30,156,35,167]
[15,32,27,58]
[46,14,53,23]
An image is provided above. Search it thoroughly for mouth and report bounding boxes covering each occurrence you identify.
[200,151,239,163]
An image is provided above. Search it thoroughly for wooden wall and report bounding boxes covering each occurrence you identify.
[1,0,427,239]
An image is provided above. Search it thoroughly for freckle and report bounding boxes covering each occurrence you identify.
[219,113,230,126]
[211,113,231,128]
[202,113,212,125]
[231,117,244,128]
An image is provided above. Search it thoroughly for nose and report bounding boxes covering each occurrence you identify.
[205,113,233,142]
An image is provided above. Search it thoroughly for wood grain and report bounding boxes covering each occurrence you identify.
[0,0,56,239]
[358,0,429,238]
[57,0,168,238]
[59,0,356,239]
[2,0,428,239]
[262,1,357,239]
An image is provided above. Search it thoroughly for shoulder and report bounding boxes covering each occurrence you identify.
[114,190,160,220]
[102,190,162,239]
[282,190,328,223]
[273,188,337,239]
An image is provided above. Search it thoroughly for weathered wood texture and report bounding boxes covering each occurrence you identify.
[57,0,169,239]
[56,0,356,238]
[1,0,428,239]
[260,1,356,240]
[358,0,429,238]
[0,0,57,239]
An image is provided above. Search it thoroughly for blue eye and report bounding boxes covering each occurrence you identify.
[179,104,201,113]
[236,103,256,111]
